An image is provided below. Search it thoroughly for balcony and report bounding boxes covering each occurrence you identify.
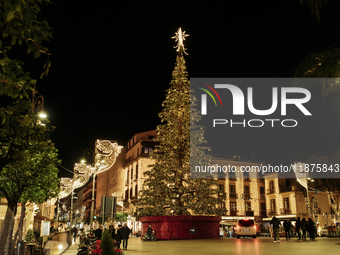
[229,193,237,199]
[279,186,292,193]
[230,211,237,216]
[267,189,275,195]
[267,210,277,217]
[125,156,132,165]
[260,210,267,217]
[219,192,227,198]
[243,194,251,200]
[280,208,291,215]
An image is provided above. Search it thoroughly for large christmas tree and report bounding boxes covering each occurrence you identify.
[138,28,225,216]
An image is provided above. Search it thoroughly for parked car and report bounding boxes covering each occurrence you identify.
[235,219,257,239]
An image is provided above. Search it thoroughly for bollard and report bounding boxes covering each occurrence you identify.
[16,240,25,255]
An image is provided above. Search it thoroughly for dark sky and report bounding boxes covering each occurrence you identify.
[30,1,340,177]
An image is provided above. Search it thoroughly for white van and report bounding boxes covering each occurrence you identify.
[235,219,257,238]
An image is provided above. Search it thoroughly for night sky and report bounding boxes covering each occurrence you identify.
[29,1,340,177]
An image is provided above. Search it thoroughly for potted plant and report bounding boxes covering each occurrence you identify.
[91,229,123,255]
[25,229,35,243]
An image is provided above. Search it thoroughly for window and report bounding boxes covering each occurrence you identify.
[284,197,289,209]
[270,199,276,212]
[269,180,274,193]
[230,202,236,211]
[230,185,236,194]
[131,167,133,179]
[135,184,138,197]
[136,164,138,179]
[130,188,133,199]
[260,187,265,194]
[244,186,250,195]
[246,202,251,211]
[127,170,129,182]
[144,147,153,153]
[238,220,254,227]
[219,184,224,191]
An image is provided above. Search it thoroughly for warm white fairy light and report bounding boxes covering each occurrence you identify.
[327,192,340,214]
[73,163,94,189]
[292,162,308,189]
[59,177,74,199]
[290,193,296,215]
[95,139,123,174]
[171,27,189,55]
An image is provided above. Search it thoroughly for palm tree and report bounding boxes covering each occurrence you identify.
[299,0,329,23]
[293,47,340,97]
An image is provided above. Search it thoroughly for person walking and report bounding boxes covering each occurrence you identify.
[301,218,307,240]
[283,219,291,240]
[71,226,77,242]
[308,218,315,240]
[296,217,301,240]
[116,225,122,249]
[121,223,131,250]
[110,225,115,240]
[270,216,281,243]
[95,225,103,240]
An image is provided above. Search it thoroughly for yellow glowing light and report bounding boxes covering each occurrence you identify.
[171,27,189,55]
[38,112,47,118]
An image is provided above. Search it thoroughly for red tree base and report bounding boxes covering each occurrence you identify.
[139,215,221,240]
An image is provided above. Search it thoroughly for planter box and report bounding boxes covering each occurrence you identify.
[139,215,221,240]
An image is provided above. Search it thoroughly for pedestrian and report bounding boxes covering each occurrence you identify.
[296,217,301,240]
[95,225,103,240]
[71,226,77,242]
[301,218,307,240]
[270,216,281,243]
[116,225,122,249]
[121,223,131,250]
[308,218,315,240]
[110,225,115,240]
[283,219,291,240]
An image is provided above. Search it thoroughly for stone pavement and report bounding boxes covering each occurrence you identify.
[62,236,340,255]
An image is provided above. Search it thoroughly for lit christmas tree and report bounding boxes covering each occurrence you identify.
[138,28,226,216]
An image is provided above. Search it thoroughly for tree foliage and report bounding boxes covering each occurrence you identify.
[293,47,340,97]
[0,99,60,255]
[138,44,226,216]
[0,0,52,124]
[299,0,329,23]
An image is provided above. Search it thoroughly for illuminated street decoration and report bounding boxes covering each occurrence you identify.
[292,162,308,189]
[95,139,123,174]
[327,192,340,214]
[73,163,94,189]
[59,178,74,199]
[57,139,122,200]
[171,27,189,55]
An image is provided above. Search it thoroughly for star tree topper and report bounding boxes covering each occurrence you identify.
[172,27,189,55]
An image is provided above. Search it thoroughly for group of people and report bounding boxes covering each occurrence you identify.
[110,223,131,250]
[270,216,316,243]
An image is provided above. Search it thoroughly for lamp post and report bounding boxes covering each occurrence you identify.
[88,160,105,230]
[306,178,314,218]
